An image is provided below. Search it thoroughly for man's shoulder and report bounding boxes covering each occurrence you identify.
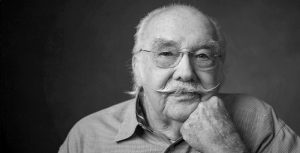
[219,93,276,135]
[59,99,137,152]
[92,98,136,120]
[219,93,272,115]
[219,93,278,151]
[68,99,136,139]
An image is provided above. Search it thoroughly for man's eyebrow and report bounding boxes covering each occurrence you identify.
[191,40,220,51]
[151,38,180,49]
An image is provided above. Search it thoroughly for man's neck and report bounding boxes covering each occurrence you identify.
[141,97,183,142]
[149,116,183,142]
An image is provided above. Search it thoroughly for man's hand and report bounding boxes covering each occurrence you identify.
[180,96,248,153]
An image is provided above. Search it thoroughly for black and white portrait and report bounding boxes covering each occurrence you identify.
[2,0,300,153]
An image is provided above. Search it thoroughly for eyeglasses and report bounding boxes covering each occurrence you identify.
[138,48,222,69]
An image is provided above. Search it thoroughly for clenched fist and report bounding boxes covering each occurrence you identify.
[180,96,249,153]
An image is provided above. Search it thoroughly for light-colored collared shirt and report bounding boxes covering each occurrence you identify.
[58,93,300,153]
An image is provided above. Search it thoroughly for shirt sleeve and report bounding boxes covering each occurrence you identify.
[224,94,300,153]
[264,119,300,153]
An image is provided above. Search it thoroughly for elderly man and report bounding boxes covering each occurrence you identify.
[58,4,300,153]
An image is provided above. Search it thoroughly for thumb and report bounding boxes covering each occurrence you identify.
[202,96,220,107]
[201,93,218,102]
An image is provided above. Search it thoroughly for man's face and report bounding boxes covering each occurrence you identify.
[135,10,224,122]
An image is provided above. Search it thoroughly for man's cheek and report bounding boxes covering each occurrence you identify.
[147,69,175,90]
[195,70,220,88]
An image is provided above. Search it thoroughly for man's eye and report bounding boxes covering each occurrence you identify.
[195,53,211,60]
[158,51,174,56]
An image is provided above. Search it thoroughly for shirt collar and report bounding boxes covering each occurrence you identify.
[114,89,148,142]
[114,89,184,144]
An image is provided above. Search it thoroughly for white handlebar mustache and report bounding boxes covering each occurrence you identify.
[155,82,220,94]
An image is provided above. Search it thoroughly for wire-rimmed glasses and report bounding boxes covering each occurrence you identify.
[139,47,222,69]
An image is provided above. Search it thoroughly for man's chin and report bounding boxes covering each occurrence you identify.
[164,99,200,122]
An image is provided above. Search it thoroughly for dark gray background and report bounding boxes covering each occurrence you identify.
[2,0,300,153]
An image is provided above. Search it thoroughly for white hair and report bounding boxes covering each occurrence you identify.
[127,4,226,96]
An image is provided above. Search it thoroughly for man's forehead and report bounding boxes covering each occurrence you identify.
[142,8,217,48]
[145,7,213,32]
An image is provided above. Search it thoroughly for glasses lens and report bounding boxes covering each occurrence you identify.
[193,51,217,68]
[150,49,219,69]
[154,49,181,68]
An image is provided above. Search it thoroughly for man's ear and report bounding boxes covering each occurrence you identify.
[132,55,137,70]
[132,55,142,86]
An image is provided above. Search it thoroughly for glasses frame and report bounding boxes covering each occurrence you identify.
[139,48,222,69]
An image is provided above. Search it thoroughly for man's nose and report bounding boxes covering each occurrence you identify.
[172,54,197,82]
